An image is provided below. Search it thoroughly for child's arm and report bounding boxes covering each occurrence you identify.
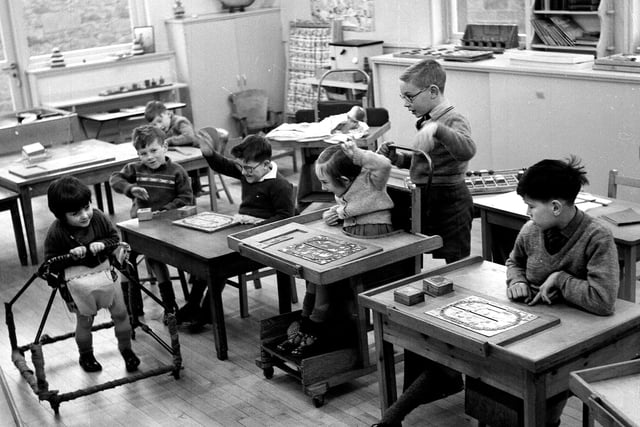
[424,116,476,161]
[161,169,194,211]
[506,230,532,301]
[346,142,392,190]
[166,118,199,147]
[110,163,139,198]
[199,139,242,179]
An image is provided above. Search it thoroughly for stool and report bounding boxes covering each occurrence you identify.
[0,187,28,265]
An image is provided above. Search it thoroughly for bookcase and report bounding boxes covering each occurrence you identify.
[526,0,633,57]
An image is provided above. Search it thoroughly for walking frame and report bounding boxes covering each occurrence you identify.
[4,242,182,414]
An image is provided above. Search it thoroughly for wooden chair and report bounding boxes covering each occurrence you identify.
[199,126,234,205]
[228,88,298,172]
[608,169,640,199]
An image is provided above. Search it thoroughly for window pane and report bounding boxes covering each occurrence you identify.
[454,0,526,34]
[23,0,132,56]
[0,74,15,113]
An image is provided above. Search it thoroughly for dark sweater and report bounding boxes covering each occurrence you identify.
[109,157,193,218]
[203,150,294,223]
[165,114,200,147]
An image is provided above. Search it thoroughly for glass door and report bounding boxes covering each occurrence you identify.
[0,1,27,113]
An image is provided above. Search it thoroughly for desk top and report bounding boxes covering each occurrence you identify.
[267,122,390,151]
[474,190,640,245]
[79,101,186,122]
[360,257,640,372]
[229,209,441,284]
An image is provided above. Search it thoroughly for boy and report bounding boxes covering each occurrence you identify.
[44,176,140,373]
[110,125,193,321]
[374,59,475,427]
[181,133,295,330]
[505,156,619,426]
[144,100,203,195]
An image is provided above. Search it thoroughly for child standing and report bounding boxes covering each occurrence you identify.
[144,100,203,195]
[183,133,295,330]
[110,125,193,321]
[374,58,475,427]
[505,156,619,426]
[44,176,140,373]
[277,140,394,357]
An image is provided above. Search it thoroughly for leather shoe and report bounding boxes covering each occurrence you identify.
[79,353,102,372]
[120,348,140,372]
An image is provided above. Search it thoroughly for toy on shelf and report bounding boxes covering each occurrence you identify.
[49,47,65,68]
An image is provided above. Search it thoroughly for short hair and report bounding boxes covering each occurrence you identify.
[316,144,362,185]
[230,134,272,163]
[517,155,589,203]
[47,176,92,220]
[399,59,447,94]
[132,125,165,151]
[144,100,167,122]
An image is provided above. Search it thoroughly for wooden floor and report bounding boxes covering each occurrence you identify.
[0,155,617,426]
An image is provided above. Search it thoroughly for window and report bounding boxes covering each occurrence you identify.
[450,0,526,37]
[23,0,133,57]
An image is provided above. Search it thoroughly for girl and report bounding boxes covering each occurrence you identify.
[277,140,394,357]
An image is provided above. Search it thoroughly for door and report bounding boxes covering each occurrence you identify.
[0,1,27,112]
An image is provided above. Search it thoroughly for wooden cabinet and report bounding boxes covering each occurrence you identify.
[166,8,285,134]
[525,0,636,58]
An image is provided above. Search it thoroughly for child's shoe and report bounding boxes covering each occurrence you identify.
[120,348,140,372]
[290,333,325,357]
[79,352,102,372]
[276,332,303,353]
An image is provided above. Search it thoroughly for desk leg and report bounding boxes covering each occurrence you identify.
[350,275,370,368]
[619,244,636,303]
[208,169,217,212]
[523,372,546,427]
[480,210,492,261]
[104,182,114,215]
[208,276,227,360]
[373,312,397,414]
[276,272,292,314]
[19,190,38,265]
[9,202,28,266]
[94,184,104,212]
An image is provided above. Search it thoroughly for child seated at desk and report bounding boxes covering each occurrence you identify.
[110,125,193,322]
[506,155,619,425]
[144,100,203,196]
[182,133,295,330]
[277,140,395,357]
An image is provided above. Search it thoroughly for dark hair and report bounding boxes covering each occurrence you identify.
[230,134,272,162]
[399,59,446,94]
[144,100,167,122]
[47,176,92,220]
[316,144,362,185]
[132,125,166,150]
[517,155,589,203]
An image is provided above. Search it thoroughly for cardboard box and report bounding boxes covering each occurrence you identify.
[394,286,424,306]
[423,275,454,296]
[137,208,153,221]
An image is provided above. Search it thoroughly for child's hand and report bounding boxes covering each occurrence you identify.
[88,242,105,256]
[340,140,358,158]
[506,282,530,301]
[69,246,87,259]
[322,209,341,226]
[528,272,561,306]
[377,141,398,164]
[233,214,263,225]
[131,186,149,201]
[413,122,437,153]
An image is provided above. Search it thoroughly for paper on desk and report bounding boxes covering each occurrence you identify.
[266,122,331,141]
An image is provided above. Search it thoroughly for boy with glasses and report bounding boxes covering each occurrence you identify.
[374,59,476,427]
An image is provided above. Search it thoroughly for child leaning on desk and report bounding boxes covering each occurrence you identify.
[44,176,140,373]
[277,140,395,358]
[506,156,619,426]
[110,125,193,323]
[144,100,204,196]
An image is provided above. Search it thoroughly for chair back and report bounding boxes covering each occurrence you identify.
[229,89,270,132]
[199,126,228,155]
[608,169,640,200]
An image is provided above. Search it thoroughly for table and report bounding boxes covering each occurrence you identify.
[359,257,640,427]
[0,187,27,266]
[117,211,291,361]
[78,101,186,139]
[0,140,214,265]
[268,123,390,208]
[474,190,640,302]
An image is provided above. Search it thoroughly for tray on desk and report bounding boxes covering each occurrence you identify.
[9,152,116,178]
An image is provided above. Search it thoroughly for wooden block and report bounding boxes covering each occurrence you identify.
[393,286,424,305]
[177,205,197,218]
[137,208,153,221]
[423,275,454,296]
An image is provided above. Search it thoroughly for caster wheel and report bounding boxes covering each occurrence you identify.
[263,367,274,379]
[312,395,325,407]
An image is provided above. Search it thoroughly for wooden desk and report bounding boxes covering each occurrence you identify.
[474,191,640,302]
[359,257,640,427]
[228,209,441,402]
[78,101,186,139]
[117,211,290,361]
[268,123,390,207]
[0,140,213,265]
[0,187,28,266]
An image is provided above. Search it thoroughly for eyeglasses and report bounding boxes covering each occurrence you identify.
[399,87,429,103]
[236,162,262,173]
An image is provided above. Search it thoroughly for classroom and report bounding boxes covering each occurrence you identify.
[1,1,640,426]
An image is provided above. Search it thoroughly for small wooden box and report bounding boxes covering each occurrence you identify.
[177,205,197,218]
[137,208,153,221]
[393,286,424,306]
[423,275,454,296]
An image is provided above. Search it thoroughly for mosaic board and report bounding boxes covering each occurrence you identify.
[280,235,369,265]
[172,211,235,233]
